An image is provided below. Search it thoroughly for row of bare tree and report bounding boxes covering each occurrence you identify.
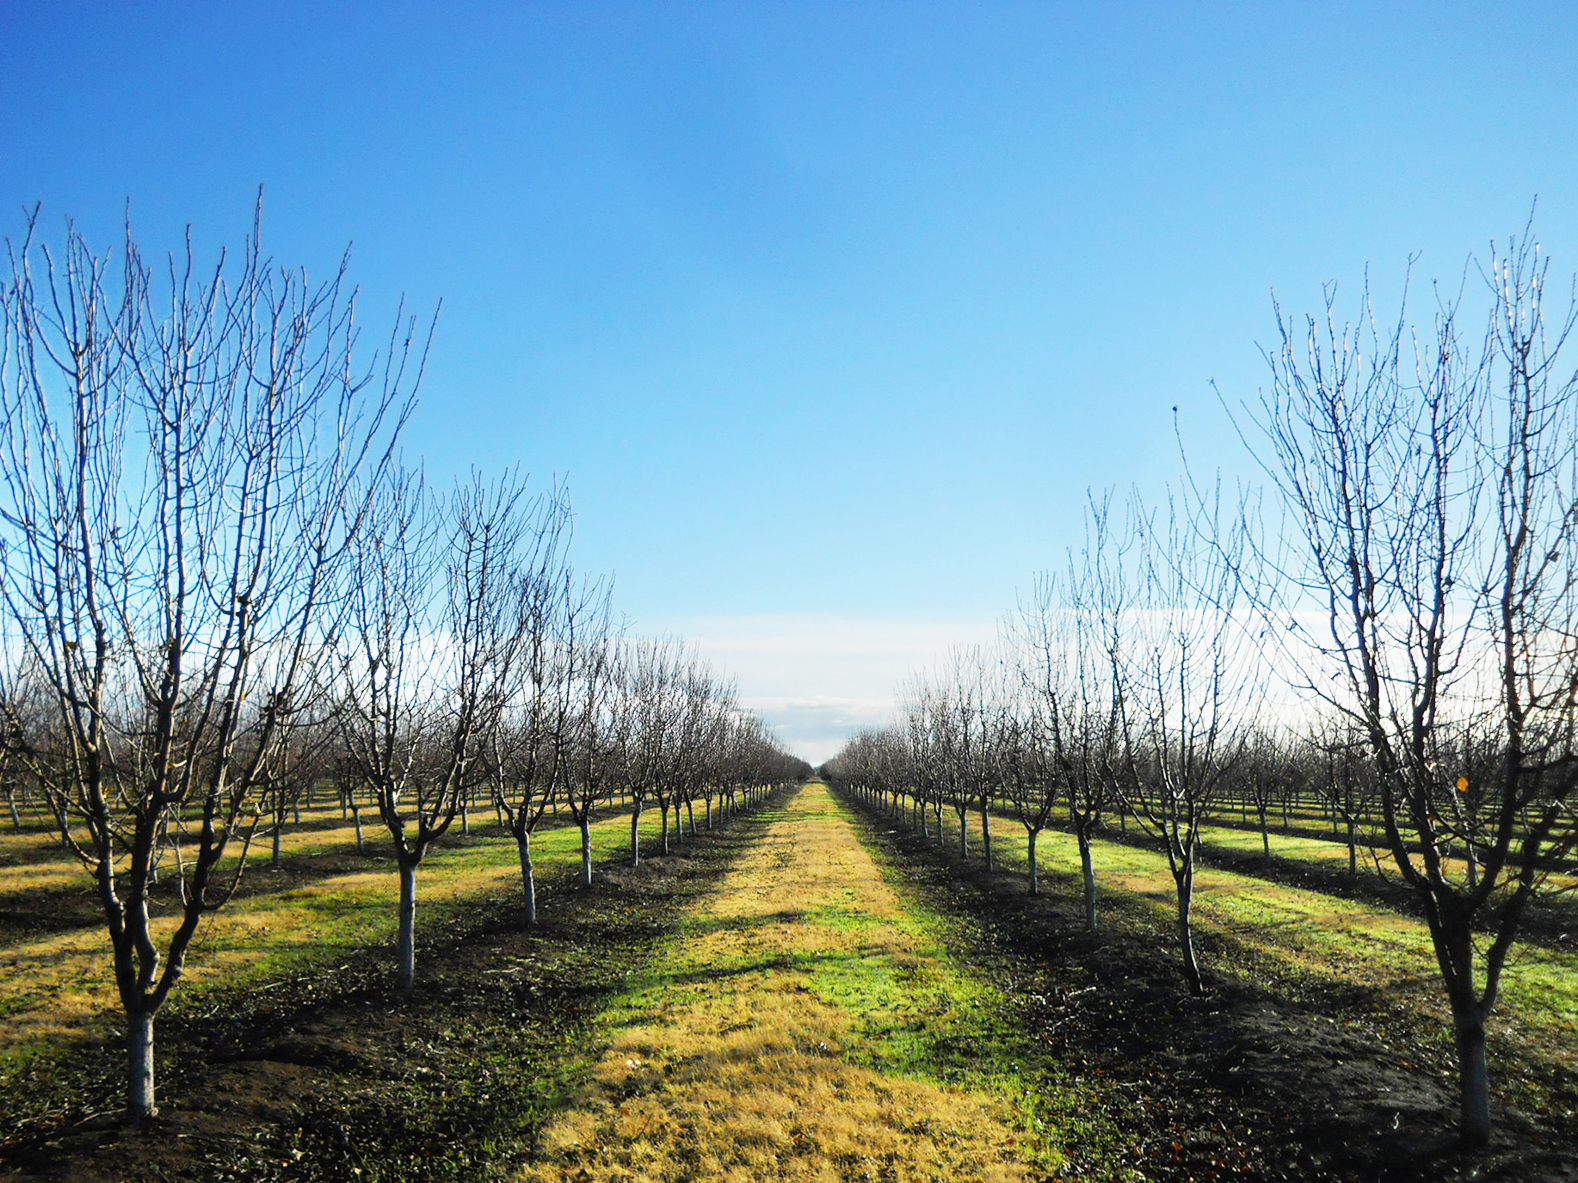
[0,206,807,1122]
[826,221,1578,1147]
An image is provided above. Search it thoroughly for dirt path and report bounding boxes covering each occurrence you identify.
[518,782,1109,1183]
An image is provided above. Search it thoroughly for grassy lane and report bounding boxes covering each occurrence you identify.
[518,782,1137,1183]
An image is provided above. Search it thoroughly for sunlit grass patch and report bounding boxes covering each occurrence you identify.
[520,783,1140,1182]
[930,806,1578,1084]
[0,804,646,1079]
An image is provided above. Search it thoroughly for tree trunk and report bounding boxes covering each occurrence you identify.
[1346,819,1358,877]
[1078,830,1098,933]
[351,802,364,852]
[1453,1001,1491,1147]
[1258,805,1270,856]
[6,788,20,830]
[397,859,418,992]
[1026,828,1039,896]
[685,798,696,837]
[271,818,283,868]
[1175,865,1203,995]
[660,801,670,854]
[980,800,993,871]
[127,1010,156,1120]
[517,830,536,925]
[629,798,642,867]
[580,815,593,887]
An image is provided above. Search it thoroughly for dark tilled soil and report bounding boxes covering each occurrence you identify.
[0,798,787,1183]
[845,799,1578,1183]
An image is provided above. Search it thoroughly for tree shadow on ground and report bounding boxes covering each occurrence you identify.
[849,799,1578,1183]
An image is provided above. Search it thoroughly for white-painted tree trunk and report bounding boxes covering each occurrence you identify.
[1079,834,1098,933]
[128,1011,156,1119]
[580,816,593,887]
[980,801,992,871]
[517,831,537,925]
[397,861,418,991]
[1454,1005,1491,1146]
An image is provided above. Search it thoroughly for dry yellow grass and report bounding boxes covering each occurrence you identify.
[0,804,640,1065]
[519,783,1053,1183]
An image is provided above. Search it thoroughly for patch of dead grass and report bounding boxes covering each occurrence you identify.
[519,785,1057,1183]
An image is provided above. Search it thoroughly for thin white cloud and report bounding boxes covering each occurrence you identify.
[642,611,998,765]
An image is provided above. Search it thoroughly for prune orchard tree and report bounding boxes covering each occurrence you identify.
[1305,716,1376,877]
[987,654,1059,895]
[488,490,573,925]
[1238,227,1578,1144]
[335,469,542,990]
[558,577,617,887]
[1112,488,1253,995]
[0,205,416,1118]
[1013,513,1124,931]
[616,637,680,867]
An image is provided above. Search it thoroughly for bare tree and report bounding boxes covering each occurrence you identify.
[488,488,573,925]
[1236,226,1578,1143]
[0,203,417,1119]
[614,637,682,867]
[1014,527,1123,931]
[334,469,534,989]
[1111,488,1253,995]
[560,578,618,887]
[987,650,1058,895]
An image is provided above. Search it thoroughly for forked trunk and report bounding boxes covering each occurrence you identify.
[517,829,537,925]
[397,859,418,991]
[127,1010,156,1120]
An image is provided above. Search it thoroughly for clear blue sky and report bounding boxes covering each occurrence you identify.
[5,1,1577,761]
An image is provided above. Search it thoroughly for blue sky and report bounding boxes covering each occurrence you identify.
[5,2,1578,762]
